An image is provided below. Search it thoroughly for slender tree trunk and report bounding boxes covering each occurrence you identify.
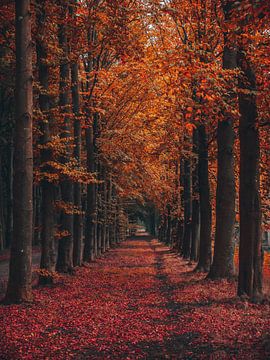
[191,129,200,261]
[102,170,108,252]
[83,123,96,262]
[36,4,57,284]
[166,206,172,245]
[208,12,236,279]
[196,125,212,272]
[56,7,74,273]
[71,62,83,267]
[237,49,263,299]
[5,0,33,303]
[182,159,192,258]
[96,176,102,256]
[106,175,112,249]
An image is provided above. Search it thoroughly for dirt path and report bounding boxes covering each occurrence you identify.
[0,235,269,359]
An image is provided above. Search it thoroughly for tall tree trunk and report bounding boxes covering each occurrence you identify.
[237,49,263,299]
[56,6,74,273]
[182,159,192,259]
[191,129,200,261]
[83,123,96,262]
[102,170,108,252]
[196,125,212,272]
[71,62,83,267]
[208,7,236,279]
[5,0,33,303]
[36,12,56,283]
[166,205,172,245]
[106,175,112,249]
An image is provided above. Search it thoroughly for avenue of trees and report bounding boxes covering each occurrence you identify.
[0,0,269,303]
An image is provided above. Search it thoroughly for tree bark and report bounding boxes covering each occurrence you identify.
[182,159,192,259]
[208,9,236,279]
[196,125,212,272]
[191,128,200,261]
[36,2,56,284]
[237,49,263,299]
[71,62,83,267]
[165,205,172,245]
[83,123,96,262]
[5,0,33,303]
[56,6,74,273]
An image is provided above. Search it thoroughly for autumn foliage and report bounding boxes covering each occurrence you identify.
[0,0,270,358]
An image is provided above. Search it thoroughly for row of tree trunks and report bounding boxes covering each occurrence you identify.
[159,1,263,300]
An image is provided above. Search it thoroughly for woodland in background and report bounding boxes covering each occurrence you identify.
[0,0,269,305]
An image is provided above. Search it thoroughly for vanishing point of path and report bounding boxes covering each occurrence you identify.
[0,234,269,359]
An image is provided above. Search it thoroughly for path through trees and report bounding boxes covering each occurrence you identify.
[0,233,269,359]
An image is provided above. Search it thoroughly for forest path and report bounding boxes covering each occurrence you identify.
[0,235,269,359]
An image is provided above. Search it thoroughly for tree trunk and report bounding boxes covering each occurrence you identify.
[182,159,192,259]
[71,62,83,267]
[191,128,200,261]
[0,155,5,251]
[106,175,112,249]
[83,123,96,262]
[237,49,263,299]
[56,7,73,273]
[5,142,13,249]
[208,14,236,279]
[196,125,212,272]
[166,206,172,245]
[5,0,33,303]
[36,8,57,283]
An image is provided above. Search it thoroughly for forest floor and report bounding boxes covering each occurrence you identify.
[0,235,270,360]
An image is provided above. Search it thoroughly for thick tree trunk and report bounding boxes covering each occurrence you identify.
[56,8,74,273]
[237,50,263,299]
[71,62,83,267]
[5,0,33,303]
[0,156,5,251]
[182,159,192,259]
[36,5,56,283]
[196,125,212,272]
[191,129,200,261]
[208,22,236,279]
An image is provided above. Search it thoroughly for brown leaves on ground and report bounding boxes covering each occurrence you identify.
[0,237,269,359]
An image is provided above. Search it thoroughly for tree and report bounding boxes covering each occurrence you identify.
[4,0,33,303]
[208,0,236,280]
[182,158,192,258]
[196,125,212,272]
[237,48,263,299]
[191,128,200,261]
[56,2,74,273]
[36,0,56,285]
